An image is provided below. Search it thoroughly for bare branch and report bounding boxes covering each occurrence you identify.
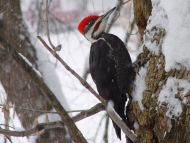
[0,104,58,114]
[73,103,104,122]
[105,0,131,33]
[93,114,107,142]
[125,19,136,46]
[103,116,109,143]
[105,0,124,32]
[44,0,61,51]
[0,103,104,137]
[123,0,131,5]
[0,104,90,114]
[0,121,64,137]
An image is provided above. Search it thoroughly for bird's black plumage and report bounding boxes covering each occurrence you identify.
[89,32,135,139]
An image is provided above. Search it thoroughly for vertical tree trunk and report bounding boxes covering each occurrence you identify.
[132,1,190,143]
[133,0,152,38]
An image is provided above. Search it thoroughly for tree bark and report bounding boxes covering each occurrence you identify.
[133,0,152,38]
[132,1,190,143]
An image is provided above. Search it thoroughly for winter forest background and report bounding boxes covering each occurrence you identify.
[0,0,190,143]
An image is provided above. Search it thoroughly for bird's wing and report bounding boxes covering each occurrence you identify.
[90,39,117,99]
[102,33,135,94]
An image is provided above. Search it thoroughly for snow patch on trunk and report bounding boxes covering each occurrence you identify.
[161,0,190,71]
[145,0,190,71]
[158,77,190,118]
[132,67,147,110]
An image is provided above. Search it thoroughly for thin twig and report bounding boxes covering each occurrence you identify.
[105,0,124,32]
[103,115,109,143]
[0,104,57,114]
[0,122,64,137]
[123,0,131,5]
[0,124,15,129]
[105,0,131,32]
[93,114,107,142]
[5,135,12,143]
[125,19,136,46]
[45,0,61,51]
[0,104,89,114]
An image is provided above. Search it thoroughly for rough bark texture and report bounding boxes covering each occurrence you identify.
[133,0,152,38]
[132,1,190,143]
[0,0,70,142]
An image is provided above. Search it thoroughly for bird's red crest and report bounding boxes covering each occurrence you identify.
[78,15,99,34]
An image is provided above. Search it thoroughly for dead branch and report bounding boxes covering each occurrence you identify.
[37,36,138,142]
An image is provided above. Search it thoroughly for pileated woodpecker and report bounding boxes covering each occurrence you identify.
[78,7,135,140]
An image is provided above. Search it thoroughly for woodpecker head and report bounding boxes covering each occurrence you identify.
[78,7,116,42]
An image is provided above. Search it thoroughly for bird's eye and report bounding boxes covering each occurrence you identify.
[89,20,95,26]
[84,20,95,33]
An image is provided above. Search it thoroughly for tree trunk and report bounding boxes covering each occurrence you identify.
[132,1,190,143]
[0,0,70,142]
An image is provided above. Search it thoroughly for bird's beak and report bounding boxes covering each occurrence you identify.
[99,7,116,22]
[89,7,116,40]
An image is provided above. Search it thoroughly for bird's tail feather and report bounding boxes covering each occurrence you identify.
[112,99,125,140]
[111,94,133,142]
[112,121,121,139]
